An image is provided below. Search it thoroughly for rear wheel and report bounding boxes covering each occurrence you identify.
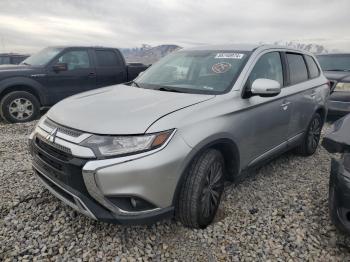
[0,91,40,123]
[176,149,225,229]
[294,113,322,156]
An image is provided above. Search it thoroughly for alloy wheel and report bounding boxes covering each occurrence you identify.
[8,98,34,121]
[307,117,321,151]
[200,161,224,218]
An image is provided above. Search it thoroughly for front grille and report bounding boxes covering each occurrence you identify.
[31,138,89,193]
[44,118,83,137]
[35,135,72,161]
[30,136,113,221]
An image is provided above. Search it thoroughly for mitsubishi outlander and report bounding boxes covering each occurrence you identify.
[29,44,330,228]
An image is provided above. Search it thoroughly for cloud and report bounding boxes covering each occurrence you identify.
[0,0,349,53]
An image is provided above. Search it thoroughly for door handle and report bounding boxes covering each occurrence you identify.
[281,102,291,107]
[88,72,96,78]
[281,101,290,110]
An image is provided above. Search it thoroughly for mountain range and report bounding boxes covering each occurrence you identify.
[120,44,182,65]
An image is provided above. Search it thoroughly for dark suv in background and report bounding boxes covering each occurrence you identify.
[0,46,148,123]
[0,53,29,65]
[322,114,350,234]
[317,54,350,116]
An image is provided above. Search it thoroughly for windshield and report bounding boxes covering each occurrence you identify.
[136,50,250,94]
[21,47,63,66]
[317,55,350,71]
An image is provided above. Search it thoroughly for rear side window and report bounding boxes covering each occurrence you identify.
[286,53,308,84]
[11,56,25,64]
[247,52,283,88]
[96,50,122,67]
[305,55,320,79]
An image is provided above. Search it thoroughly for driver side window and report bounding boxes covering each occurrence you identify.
[57,50,90,71]
[247,52,283,89]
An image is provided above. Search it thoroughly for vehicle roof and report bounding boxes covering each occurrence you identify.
[183,44,312,54]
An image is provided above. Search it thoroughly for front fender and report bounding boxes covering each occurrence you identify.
[0,77,48,105]
[171,132,240,205]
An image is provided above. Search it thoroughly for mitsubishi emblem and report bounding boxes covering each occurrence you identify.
[46,128,58,143]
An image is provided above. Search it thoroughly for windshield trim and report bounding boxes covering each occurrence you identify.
[136,50,252,95]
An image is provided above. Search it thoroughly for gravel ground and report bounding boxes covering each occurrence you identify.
[1,119,350,261]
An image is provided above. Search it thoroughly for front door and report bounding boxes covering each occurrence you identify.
[237,51,292,167]
[47,49,96,104]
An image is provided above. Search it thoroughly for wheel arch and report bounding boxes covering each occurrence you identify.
[172,136,240,206]
[315,106,327,123]
[0,78,47,105]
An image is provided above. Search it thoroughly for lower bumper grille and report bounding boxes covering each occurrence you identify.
[34,168,96,219]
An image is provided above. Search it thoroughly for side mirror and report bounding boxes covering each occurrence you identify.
[251,78,281,97]
[53,63,68,72]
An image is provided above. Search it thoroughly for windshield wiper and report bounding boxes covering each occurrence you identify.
[158,87,183,93]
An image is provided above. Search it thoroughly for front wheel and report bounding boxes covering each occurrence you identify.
[294,113,323,156]
[176,149,225,229]
[0,91,40,123]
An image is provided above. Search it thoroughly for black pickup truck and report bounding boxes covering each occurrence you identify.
[0,46,148,123]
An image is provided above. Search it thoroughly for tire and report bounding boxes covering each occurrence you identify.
[294,113,323,156]
[0,91,40,123]
[176,149,225,229]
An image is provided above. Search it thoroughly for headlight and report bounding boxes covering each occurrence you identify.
[29,114,47,139]
[81,129,175,157]
[334,82,350,92]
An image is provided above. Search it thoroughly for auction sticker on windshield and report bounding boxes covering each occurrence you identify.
[215,53,244,59]
[212,62,232,74]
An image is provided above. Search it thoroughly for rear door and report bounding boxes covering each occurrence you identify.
[93,49,127,87]
[46,48,96,104]
[284,53,319,143]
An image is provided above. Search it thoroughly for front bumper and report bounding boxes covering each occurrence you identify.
[329,156,350,233]
[29,118,191,224]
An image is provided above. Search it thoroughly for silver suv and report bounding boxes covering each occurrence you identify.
[29,44,330,228]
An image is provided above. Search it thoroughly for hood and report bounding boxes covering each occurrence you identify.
[324,70,350,83]
[0,64,38,78]
[47,84,215,135]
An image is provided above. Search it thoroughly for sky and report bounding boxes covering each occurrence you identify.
[0,0,349,54]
